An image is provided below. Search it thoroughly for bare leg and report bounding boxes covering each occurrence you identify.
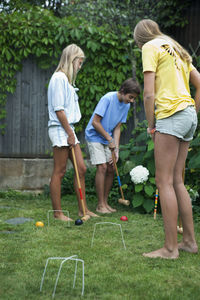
[104,163,116,212]
[95,163,111,213]
[69,144,98,218]
[173,142,198,253]
[143,133,179,259]
[50,146,73,221]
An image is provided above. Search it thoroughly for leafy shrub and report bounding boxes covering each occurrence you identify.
[110,118,200,214]
[185,113,200,200]
[187,186,200,216]
[0,189,22,199]
[61,166,96,197]
[112,121,156,213]
[59,0,191,32]
[61,168,75,196]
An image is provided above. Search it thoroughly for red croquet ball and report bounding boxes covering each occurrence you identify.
[120,216,128,221]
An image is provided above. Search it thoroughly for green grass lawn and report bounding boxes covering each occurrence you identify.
[0,191,200,300]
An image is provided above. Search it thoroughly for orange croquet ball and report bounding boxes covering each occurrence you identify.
[35,221,44,227]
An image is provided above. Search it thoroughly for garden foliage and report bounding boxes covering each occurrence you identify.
[0,7,138,133]
[111,121,156,213]
[114,120,200,214]
[59,0,192,31]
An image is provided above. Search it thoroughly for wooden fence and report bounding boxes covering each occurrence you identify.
[0,59,54,158]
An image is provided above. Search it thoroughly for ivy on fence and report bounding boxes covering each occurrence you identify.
[0,7,141,134]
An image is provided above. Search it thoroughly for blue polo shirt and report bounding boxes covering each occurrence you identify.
[85,92,130,144]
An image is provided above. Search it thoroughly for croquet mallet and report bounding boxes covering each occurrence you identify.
[177,168,185,234]
[154,188,159,220]
[71,147,90,222]
[154,179,183,234]
[111,150,130,206]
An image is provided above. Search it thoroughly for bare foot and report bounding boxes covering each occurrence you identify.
[79,210,99,217]
[87,210,100,217]
[143,247,179,259]
[96,206,111,213]
[54,214,73,222]
[106,204,117,212]
[178,242,198,253]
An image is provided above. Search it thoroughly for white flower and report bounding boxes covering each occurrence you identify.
[130,165,149,184]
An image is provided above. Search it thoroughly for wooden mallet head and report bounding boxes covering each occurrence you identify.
[81,214,90,222]
[118,198,130,206]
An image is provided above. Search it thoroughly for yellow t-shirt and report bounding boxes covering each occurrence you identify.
[142,38,195,120]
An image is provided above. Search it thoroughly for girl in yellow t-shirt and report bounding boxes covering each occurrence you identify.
[134,19,200,259]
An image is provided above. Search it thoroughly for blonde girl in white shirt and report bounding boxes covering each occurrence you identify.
[48,44,98,221]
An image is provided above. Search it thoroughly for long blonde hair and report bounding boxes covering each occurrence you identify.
[133,19,192,63]
[55,44,85,84]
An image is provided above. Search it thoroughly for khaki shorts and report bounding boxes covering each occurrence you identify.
[87,142,112,165]
[156,106,197,141]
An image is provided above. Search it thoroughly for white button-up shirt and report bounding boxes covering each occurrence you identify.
[48,71,81,127]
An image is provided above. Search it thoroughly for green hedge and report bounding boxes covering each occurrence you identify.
[0,7,142,133]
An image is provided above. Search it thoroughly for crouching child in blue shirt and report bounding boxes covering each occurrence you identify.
[85,78,140,213]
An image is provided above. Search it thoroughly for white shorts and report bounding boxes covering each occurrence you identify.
[87,142,112,165]
[48,125,79,147]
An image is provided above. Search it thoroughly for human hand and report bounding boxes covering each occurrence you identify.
[147,128,156,142]
[67,133,75,147]
[108,138,115,150]
[109,148,118,165]
[115,148,119,162]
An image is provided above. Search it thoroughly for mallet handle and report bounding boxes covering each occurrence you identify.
[111,150,125,201]
[71,147,86,217]
[154,189,158,220]
[178,168,185,230]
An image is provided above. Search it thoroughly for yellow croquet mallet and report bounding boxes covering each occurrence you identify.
[71,147,90,222]
[177,168,185,234]
[111,150,130,206]
[154,187,183,234]
[154,188,159,220]
[154,167,184,234]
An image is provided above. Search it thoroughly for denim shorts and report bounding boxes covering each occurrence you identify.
[48,125,79,147]
[156,106,197,141]
[87,142,112,165]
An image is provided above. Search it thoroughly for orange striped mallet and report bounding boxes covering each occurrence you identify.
[154,188,159,219]
[71,147,90,222]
